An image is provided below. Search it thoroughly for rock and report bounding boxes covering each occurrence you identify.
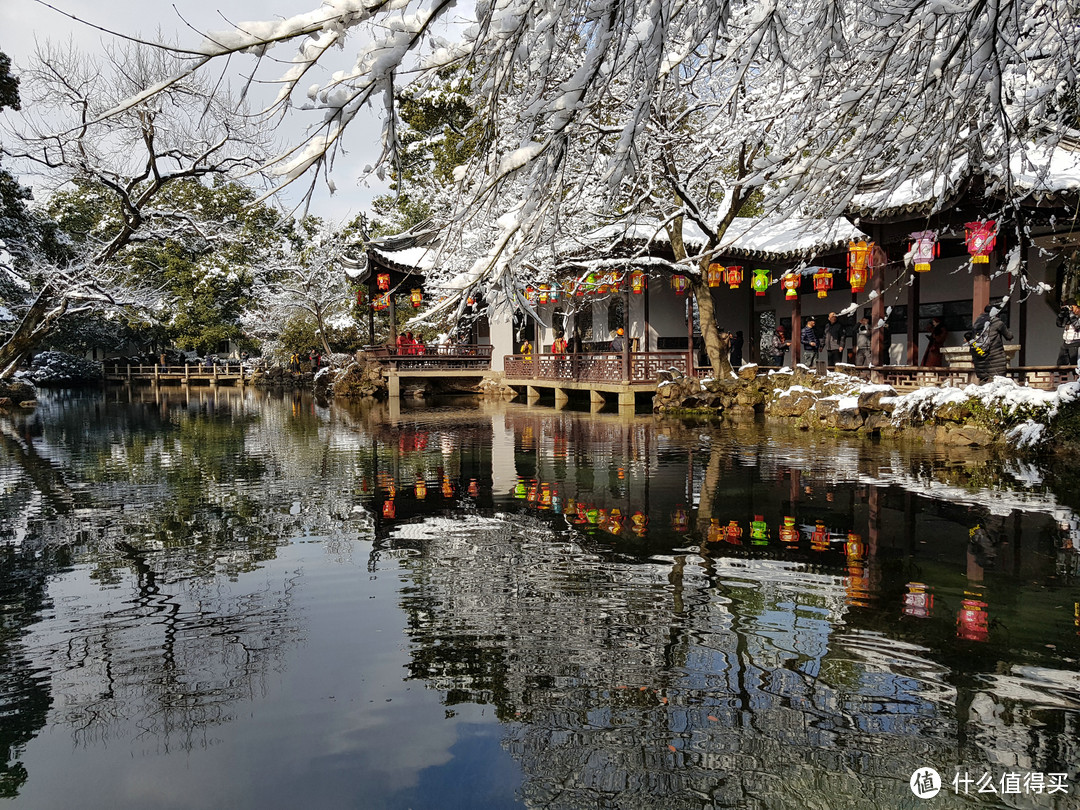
[936,398,975,423]
[18,351,101,386]
[857,385,898,412]
[768,387,818,417]
[0,397,10,408]
[19,400,38,409]
[737,364,759,382]
[331,361,388,399]
[809,396,864,430]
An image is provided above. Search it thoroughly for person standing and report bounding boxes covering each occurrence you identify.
[764,326,789,366]
[610,328,624,352]
[922,316,947,367]
[855,317,872,366]
[967,305,1013,383]
[729,330,744,367]
[801,317,820,367]
[824,312,844,366]
[1056,301,1080,367]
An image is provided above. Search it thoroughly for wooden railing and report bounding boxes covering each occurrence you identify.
[104,362,248,380]
[836,364,1076,391]
[363,343,493,370]
[504,351,700,384]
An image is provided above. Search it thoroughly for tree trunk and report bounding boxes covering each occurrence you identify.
[0,284,65,379]
[692,274,729,377]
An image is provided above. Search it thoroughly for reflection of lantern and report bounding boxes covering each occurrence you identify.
[377,273,390,291]
[725,520,743,544]
[909,230,938,272]
[750,514,768,543]
[957,595,990,641]
[411,288,423,308]
[903,582,934,619]
[468,479,479,497]
[382,499,396,519]
[708,263,725,287]
[811,521,829,550]
[631,511,648,535]
[540,484,552,508]
[707,520,724,544]
[847,241,874,292]
[608,512,624,536]
[965,221,997,263]
[781,272,800,300]
[813,269,833,298]
[672,506,689,532]
[751,269,770,297]
[527,481,539,502]
[845,532,865,560]
[630,270,646,294]
[442,476,454,498]
[514,479,527,499]
[671,275,688,295]
[415,477,427,499]
[779,516,799,545]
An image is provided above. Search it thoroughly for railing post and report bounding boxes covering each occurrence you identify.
[126,364,132,380]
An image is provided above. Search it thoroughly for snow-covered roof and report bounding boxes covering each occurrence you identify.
[371,244,438,271]
[850,135,1080,218]
[577,215,867,262]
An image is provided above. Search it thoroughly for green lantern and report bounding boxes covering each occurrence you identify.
[750,515,769,543]
[751,269,771,297]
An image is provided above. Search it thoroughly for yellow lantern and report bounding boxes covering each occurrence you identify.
[813,269,833,299]
[847,241,874,293]
[707,263,725,287]
[411,288,423,308]
[781,272,800,300]
[630,270,646,294]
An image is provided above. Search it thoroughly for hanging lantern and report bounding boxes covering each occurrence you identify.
[750,515,768,542]
[909,230,939,272]
[965,221,997,263]
[847,241,874,292]
[812,269,834,299]
[751,269,770,297]
[524,286,536,304]
[672,506,689,532]
[779,516,800,545]
[671,275,688,295]
[377,273,390,291]
[597,273,611,295]
[373,294,389,311]
[466,296,476,307]
[585,273,599,294]
[781,272,801,300]
[630,270,646,294]
[410,288,423,308]
[707,263,725,287]
[537,285,548,304]
[725,265,745,290]
[382,499,396,519]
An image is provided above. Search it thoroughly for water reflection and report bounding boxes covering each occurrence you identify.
[0,389,1078,808]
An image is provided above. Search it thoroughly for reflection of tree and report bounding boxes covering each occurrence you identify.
[0,387,376,793]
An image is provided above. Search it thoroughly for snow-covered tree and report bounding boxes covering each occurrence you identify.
[74,0,1079,370]
[244,218,364,358]
[0,42,270,377]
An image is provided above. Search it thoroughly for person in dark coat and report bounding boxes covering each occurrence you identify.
[1056,302,1080,367]
[823,313,844,366]
[968,305,1013,383]
[729,330,744,367]
[800,317,820,367]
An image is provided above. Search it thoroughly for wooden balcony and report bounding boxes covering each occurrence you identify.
[503,351,698,384]
[363,343,493,371]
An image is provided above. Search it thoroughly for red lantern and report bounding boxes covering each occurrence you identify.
[847,241,874,292]
[411,288,423,308]
[957,596,990,641]
[377,273,390,291]
[781,272,800,300]
[779,516,799,544]
[725,265,745,290]
[965,221,997,263]
[382,499,395,519]
[811,521,829,550]
[909,230,938,273]
[671,275,688,295]
[704,263,721,289]
[725,520,743,544]
[630,270,646,294]
[812,269,833,299]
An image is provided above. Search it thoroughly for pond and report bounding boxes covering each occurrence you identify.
[1,387,1078,809]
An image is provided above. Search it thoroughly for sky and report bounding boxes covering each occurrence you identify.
[1,0,393,222]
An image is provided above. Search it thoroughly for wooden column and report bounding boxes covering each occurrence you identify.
[622,284,631,382]
[1018,231,1029,366]
[906,268,920,365]
[388,295,398,345]
[791,291,802,366]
